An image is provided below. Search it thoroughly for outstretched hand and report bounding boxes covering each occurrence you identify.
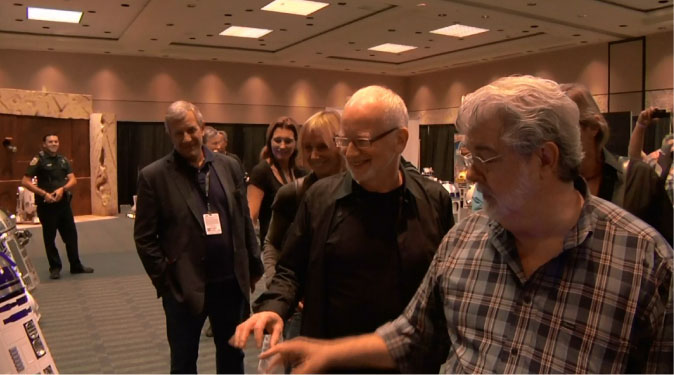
[229,311,284,349]
[260,337,331,374]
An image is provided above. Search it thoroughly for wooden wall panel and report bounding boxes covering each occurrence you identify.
[0,114,91,216]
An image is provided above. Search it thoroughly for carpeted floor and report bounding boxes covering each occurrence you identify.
[23,212,264,374]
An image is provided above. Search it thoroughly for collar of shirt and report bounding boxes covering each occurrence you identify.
[488,176,595,262]
[334,165,418,204]
[173,146,214,171]
[602,148,625,176]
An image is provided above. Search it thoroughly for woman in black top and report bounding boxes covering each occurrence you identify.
[248,117,304,244]
[262,110,345,278]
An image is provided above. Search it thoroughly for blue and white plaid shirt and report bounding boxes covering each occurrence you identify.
[377,178,673,373]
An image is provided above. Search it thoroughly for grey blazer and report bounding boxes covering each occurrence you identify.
[134,150,263,315]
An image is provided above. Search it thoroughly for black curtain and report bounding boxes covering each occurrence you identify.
[117,122,268,207]
[419,124,455,182]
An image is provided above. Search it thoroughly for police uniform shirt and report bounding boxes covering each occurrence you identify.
[25,151,72,206]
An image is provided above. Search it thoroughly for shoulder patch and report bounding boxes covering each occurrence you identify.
[29,157,38,166]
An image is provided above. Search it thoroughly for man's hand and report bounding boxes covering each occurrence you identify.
[260,337,331,374]
[52,187,65,202]
[43,192,56,203]
[229,311,284,349]
[636,107,657,128]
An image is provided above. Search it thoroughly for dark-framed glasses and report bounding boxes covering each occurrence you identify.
[333,127,399,148]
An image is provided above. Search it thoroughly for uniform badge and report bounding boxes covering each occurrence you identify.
[29,157,38,166]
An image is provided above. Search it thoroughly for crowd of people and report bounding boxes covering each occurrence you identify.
[124,75,673,373]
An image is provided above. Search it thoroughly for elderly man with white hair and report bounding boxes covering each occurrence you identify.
[230,86,454,371]
[256,76,673,374]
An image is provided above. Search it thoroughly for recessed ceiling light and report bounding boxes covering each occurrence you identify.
[417,3,427,6]
[27,7,82,23]
[220,26,272,38]
[369,43,417,53]
[15,18,23,22]
[104,31,111,34]
[481,15,489,19]
[619,24,627,27]
[526,2,536,6]
[262,0,328,16]
[88,10,96,14]
[121,3,130,7]
[431,24,489,38]
[187,4,196,8]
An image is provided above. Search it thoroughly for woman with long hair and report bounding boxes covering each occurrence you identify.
[248,117,304,245]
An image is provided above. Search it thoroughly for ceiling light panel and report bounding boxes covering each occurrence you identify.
[369,43,417,53]
[261,0,329,16]
[431,24,489,38]
[27,7,82,23]
[219,26,273,38]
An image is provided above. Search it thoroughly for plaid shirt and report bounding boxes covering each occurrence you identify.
[377,178,673,373]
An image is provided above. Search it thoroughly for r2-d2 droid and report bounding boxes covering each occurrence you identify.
[0,251,57,373]
[0,208,39,291]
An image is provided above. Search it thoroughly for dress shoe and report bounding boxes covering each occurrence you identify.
[70,265,94,274]
[49,269,61,279]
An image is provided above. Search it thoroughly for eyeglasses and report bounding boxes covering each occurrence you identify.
[333,127,398,149]
[272,137,295,145]
[464,153,502,169]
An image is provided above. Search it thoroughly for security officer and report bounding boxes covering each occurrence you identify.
[21,134,94,280]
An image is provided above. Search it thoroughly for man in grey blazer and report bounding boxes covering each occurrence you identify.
[134,100,263,373]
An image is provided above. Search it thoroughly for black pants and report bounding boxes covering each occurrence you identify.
[162,278,246,374]
[36,200,81,272]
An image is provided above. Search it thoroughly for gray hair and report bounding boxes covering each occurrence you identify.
[218,130,228,142]
[559,83,610,150]
[457,75,583,182]
[203,125,218,143]
[345,85,408,129]
[165,100,204,133]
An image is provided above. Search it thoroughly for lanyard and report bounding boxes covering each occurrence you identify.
[204,170,212,213]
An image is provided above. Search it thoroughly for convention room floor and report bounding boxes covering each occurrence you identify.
[20,212,264,374]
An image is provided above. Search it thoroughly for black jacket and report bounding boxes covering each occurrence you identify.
[134,150,263,315]
[254,167,454,338]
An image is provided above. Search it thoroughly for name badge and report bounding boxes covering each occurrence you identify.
[203,213,222,235]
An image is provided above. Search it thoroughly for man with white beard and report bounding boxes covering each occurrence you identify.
[257,76,673,374]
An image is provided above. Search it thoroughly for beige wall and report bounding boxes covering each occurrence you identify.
[0,32,671,125]
[407,31,673,125]
[0,49,405,124]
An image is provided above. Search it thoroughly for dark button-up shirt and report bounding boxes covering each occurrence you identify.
[175,148,234,282]
[25,151,72,206]
[377,177,673,374]
[254,167,454,340]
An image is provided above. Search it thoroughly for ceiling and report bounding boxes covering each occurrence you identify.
[0,0,671,76]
